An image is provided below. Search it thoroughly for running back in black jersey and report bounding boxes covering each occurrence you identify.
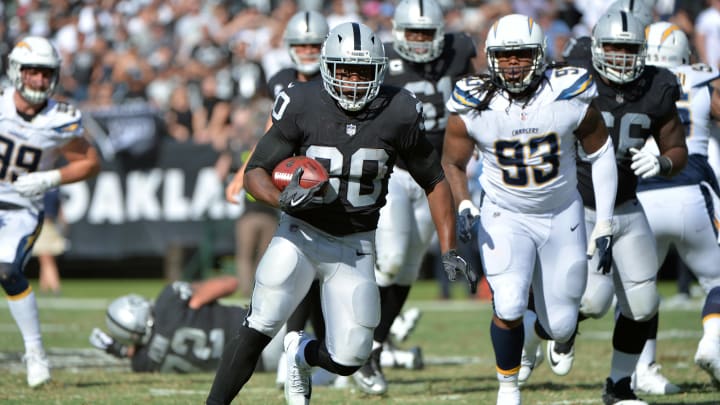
[266,67,322,100]
[246,80,445,236]
[568,43,682,208]
[131,283,246,373]
[384,32,476,153]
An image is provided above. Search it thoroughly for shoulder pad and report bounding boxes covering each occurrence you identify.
[679,63,720,88]
[548,67,596,101]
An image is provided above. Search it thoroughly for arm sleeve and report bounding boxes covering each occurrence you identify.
[398,116,445,190]
[589,137,617,222]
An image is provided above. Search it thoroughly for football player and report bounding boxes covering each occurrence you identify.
[532,11,688,405]
[352,0,478,394]
[89,276,286,373]
[442,14,618,405]
[633,22,720,393]
[206,22,474,405]
[0,36,101,387]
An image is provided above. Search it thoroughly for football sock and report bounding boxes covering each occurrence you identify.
[491,319,523,380]
[638,313,658,366]
[374,284,411,342]
[701,286,720,335]
[305,340,359,376]
[206,325,271,405]
[609,350,640,383]
[7,290,43,352]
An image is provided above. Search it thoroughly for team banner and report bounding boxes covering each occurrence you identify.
[60,137,242,259]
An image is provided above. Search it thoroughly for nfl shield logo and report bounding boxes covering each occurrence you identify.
[346,124,357,136]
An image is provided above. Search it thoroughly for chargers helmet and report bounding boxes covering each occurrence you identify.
[284,11,329,75]
[645,22,690,68]
[591,11,647,84]
[105,294,154,346]
[606,0,654,27]
[485,14,547,94]
[7,36,61,104]
[320,22,387,111]
[392,0,445,63]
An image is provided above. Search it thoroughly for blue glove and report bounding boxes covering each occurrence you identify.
[457,200,480,243]
[278,168,327,213]
[442,250,480,294]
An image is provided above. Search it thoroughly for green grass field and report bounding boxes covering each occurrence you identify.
[1,279,719,404]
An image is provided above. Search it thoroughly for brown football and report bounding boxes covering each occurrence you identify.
[272,156,329,191]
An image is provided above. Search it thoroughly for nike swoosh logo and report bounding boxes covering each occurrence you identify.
[290,197,304,207]
[548,351,560,367]
[570,224,579,232]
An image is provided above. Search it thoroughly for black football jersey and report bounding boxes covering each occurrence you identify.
[576,63,681,207]
[131,282,247,373]
[383,33,476,165]
[266,68,321,101]
[248,80,444,236]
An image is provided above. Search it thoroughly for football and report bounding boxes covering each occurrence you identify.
[272,156,329,191]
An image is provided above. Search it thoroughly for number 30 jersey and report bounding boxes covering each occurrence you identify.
[446,67,596,213]
[0,88,84,210]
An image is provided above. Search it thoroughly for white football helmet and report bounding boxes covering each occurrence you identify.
[485,14,547,94]
[284,10,329,75]
[105,294,154,346]
[606,0,654,27]
[320,22,387,111]
[591,11,647,84]
[392,0,445,63]
[7,36,60,104]
[645,22,690,68]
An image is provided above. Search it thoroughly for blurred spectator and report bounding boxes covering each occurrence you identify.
[694,0,720,69]
[537,3,571,62]
[194,74,232,149]
[165,84,200,143]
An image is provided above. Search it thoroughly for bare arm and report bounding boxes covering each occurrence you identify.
[59,137,101,183]
[188,276,240,309]
[655,105,688,176]
[441,114,476,207]
[575,104,608,154]
[244,167,281,209]
[426,179,457,254]
[711,79,720,120]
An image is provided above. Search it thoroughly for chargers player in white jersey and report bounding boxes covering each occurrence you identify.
[0,36,100,387]
[442,14,618,405]
[634,22,720,393]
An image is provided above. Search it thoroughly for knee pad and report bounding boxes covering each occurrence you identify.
[580,273,614,318]
[618,280,659,321]
[0,263,29,297]
[331,281,379,365]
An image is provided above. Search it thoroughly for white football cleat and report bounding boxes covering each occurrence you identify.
[546,340,575,376]
[497,382,521,405]
[284,331,312,405]
[518,343,543,385]
[694,334,720,388]
[24,348,51,388]
[352,347,387,395]
[632,362,681,395]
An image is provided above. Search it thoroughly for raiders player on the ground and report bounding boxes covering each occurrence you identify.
[89,276,285,373]
[443,13,618,405]
[634,22,720,394]
[353,0,478,395]
[1,35,101,388]
[529,11,687,405]
[206,22,474,405]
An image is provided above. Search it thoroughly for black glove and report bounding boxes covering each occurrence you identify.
[442,249,479,294]
[278,168,327,213]
[457,208,480,243]
[594,235,613,275]
[90,328,129,358]
[587,220,613,275]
